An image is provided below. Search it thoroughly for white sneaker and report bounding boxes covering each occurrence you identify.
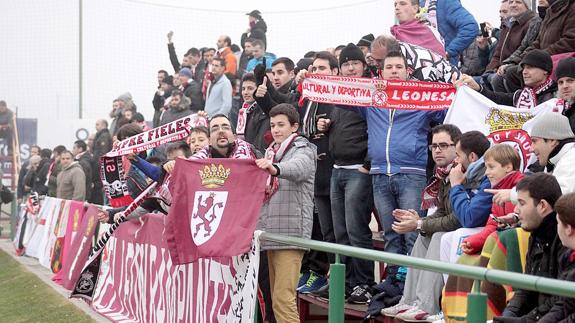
[396,307,432,322]
[426,311,445,323]
[381,303,416,317]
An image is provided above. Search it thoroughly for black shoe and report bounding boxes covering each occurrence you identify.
[312,284,354,301]
[346,284,373,304]
[312,284,330,300]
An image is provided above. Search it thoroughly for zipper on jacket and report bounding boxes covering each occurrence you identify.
[386,109,396,174]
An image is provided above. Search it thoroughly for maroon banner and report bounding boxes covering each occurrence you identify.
[55,206,99,290]
[165,159,268,265]
[90,214,260,322]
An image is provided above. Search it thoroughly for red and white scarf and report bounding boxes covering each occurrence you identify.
[421,162,454,210]
[263,133,298,201]
[101,114,207,207]
[516,77,554,109]
[236,101,256,136]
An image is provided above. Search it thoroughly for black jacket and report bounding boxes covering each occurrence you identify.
[241,19,267,49]
[254,78,298,112]
[499,212,566,321]
[300,100,334,196]
[539,249,575,323]
[244,103,271,155]
[93,128,112,162]
[181,80,204,112]
[76,152,94,195]
[479,82,557,107]
[327,107,369,167]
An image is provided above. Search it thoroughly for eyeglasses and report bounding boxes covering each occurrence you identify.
[210,124,232,132]
[428,143,455,151]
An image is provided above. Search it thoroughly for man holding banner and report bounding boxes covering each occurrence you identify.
[457,49,558,109]
[340,51,453,294]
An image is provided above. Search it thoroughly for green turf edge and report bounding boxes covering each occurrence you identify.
[0,249,96,323]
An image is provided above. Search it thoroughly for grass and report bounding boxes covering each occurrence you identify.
[0,249,96,323]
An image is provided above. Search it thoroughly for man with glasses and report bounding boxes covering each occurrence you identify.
[164,114,259,171]
[382,130,493,321]
[205,58,233,117]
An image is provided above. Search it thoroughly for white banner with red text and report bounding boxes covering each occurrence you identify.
[301,74,456,110]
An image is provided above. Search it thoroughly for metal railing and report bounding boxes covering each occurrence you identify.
[259,232,575,323]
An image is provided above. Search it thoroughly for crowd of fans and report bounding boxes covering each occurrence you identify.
[6,1,575,322]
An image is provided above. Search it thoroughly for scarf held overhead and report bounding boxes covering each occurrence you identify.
[301,74,455,110]
[101,114,207,207]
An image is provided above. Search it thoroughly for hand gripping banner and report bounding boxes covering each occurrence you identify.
[301,74,456,110]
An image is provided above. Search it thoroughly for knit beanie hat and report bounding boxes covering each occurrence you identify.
[356,34,375,48]
[520,49,553,74]
[339,43,366,67]
[555,57,575,80]
[179,67,193,78]
[530,113,575,140]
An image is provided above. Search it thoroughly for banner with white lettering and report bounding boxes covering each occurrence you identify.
[25,198,62,260]
[37,199,69,270]
[301,74,456,110]
[56,205,99,290]
[445,87,564,170]
[89,214,260,323]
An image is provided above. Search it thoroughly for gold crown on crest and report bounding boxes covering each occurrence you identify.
[485,108,532,132]
[199,164,231,188]
[375,81,387,92]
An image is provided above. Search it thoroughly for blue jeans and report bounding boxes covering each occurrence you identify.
[331,168,375,287]
[372,173,427,258]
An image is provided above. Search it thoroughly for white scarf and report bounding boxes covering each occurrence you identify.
[236,102,256,136]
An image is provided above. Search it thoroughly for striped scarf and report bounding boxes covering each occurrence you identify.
[263,133,298,201]
[421,162,454,209]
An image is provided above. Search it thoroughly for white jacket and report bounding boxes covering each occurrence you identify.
[549,142,575,194]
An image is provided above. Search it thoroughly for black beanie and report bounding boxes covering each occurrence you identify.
[556,57,575,80]
[520,49,553,74]
[339,43,366,67]
[356,34,375,48]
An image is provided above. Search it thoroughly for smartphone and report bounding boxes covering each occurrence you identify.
[480,23,490,38]
[490,213,504,224]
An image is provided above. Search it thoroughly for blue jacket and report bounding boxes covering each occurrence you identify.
[131,156,161,182]
[449,158,493,228]
[353,107,446,175]
[246,53,277,72]
[422,0,478,65]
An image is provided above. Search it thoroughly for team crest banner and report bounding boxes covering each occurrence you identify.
[90,214,261,323]
[445,87,564,170]
[301,74,456,110]
[165,158,268,265]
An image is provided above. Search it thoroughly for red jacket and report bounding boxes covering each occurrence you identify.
[463,171,524,254]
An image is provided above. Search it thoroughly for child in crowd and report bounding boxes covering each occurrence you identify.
[188,126,209,153]
[461,144,524,254]
[255,103,317,323]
